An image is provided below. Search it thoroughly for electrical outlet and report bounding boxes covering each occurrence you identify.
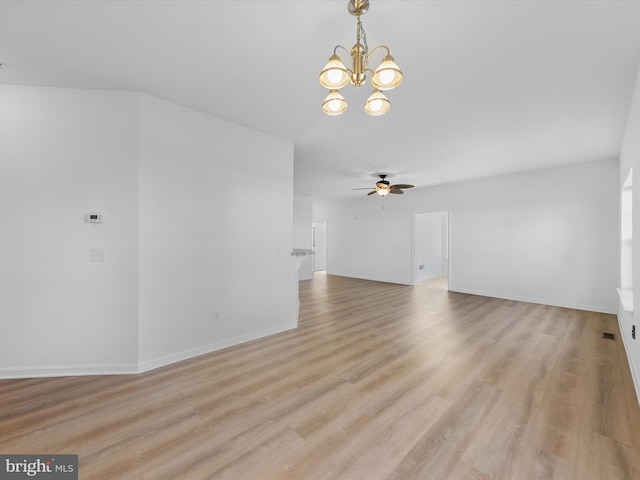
[213,312,220,322]
[419,265,425,270]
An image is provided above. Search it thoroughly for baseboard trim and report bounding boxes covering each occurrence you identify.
[137,321,298,374]
[448,287,616,314]
[328,272,413,287]
[0,322,298,380]
[0,363,138,379]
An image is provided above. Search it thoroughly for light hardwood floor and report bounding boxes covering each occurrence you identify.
[1,274,640,479]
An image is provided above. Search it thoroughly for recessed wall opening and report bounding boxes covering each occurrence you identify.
[312,222,327,272]
[413,211,449,288]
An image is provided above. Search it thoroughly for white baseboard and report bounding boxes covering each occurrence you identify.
[137,321,298,374]
[0,322,298,380]
[328,271,414,287]
[0,363,138,379]
[448,287,616,315]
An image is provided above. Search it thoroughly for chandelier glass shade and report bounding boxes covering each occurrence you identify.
[319,54,350,90]
[364,89,390,116]
[319,0,403,116]
[371,55,403,90]
[322,90,348,115]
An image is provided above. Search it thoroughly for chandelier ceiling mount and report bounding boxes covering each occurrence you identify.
[348,0,369,17]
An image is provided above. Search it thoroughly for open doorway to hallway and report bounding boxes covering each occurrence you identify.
[414,212,449,287]
[312,222,327,272]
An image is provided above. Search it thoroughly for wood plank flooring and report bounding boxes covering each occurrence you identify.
[1,274,640,479]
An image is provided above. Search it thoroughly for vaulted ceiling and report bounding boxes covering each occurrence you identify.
[2,1,640,199]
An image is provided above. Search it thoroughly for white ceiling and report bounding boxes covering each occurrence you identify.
[2,0,640,199]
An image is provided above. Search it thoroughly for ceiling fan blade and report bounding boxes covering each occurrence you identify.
[352,175,413,196]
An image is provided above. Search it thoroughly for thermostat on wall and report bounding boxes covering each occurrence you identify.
[85,213,104,223]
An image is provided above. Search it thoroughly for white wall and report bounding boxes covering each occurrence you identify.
[0,86,140,376]
[315,158,619,313]
[0,86,298,378]
[137,95,297,370]
[313,195,415,285]
[618,66,640,402]
[293,195,313,280]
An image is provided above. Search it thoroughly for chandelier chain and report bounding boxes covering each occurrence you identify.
[356,17,369,58]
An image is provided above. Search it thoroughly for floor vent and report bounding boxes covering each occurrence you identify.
[603,332,616,341]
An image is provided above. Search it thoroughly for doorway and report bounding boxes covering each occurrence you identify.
[413,212,449,285]
[312,222,327,272]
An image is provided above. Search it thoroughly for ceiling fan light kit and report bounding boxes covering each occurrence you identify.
[319,0,403,116]
[355,174,414,197]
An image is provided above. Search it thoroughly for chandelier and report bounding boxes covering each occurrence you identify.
[319,0,403,116]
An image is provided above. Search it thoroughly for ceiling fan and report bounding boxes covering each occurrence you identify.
[354,174,414,196]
